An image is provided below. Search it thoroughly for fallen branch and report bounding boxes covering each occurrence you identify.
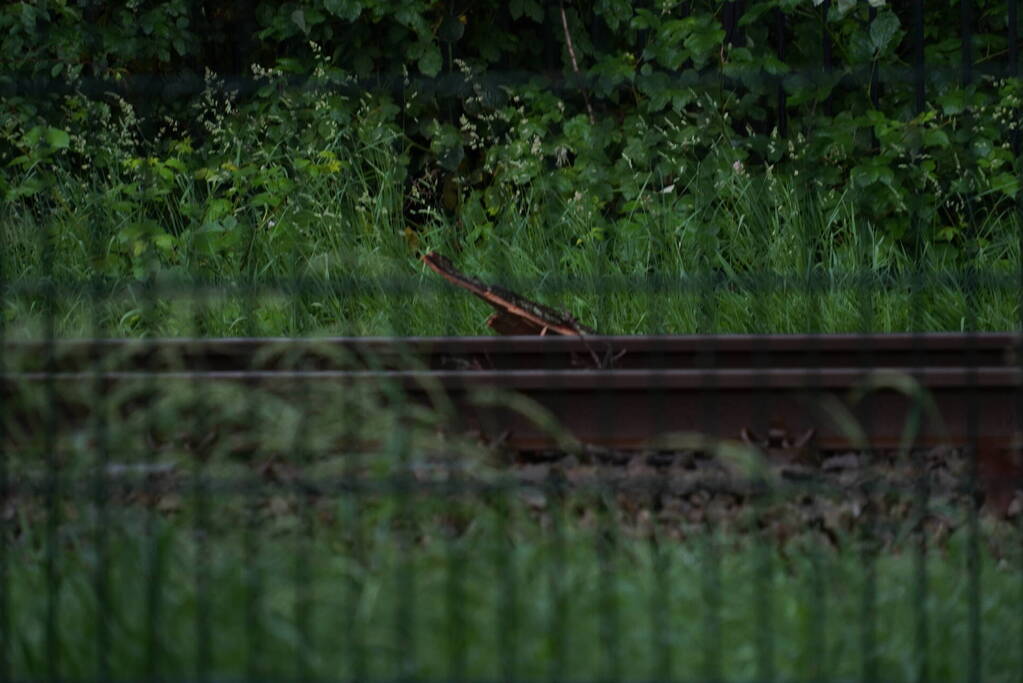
[421,251,596,337]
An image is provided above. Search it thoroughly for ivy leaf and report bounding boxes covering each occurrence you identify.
[869,11,900,55]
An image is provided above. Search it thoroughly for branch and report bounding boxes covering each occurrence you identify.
[558,1,595,125]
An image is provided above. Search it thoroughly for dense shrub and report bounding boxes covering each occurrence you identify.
[1,0,1020,268]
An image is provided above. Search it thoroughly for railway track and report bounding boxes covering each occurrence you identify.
[5,332,1020,371]
[5,333,1022,505]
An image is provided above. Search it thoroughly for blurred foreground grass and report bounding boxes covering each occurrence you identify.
[3,350,1022,682]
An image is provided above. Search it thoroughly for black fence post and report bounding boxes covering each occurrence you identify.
[958,3,982,682]
[0,137,7,683]
[868,5,880,112]
[822,0,833,117]
[776,7,788,138]
[1010,4,1023,675]
[913,0,926,116]
[1012,0,1020,156]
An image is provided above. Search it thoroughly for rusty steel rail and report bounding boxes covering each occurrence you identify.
[14,365,1019,453]
[5,334,1022,473]
[4,332,1020,372]
[4,334,1020,453]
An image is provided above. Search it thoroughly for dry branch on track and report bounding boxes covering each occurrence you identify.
[421,251,596,336]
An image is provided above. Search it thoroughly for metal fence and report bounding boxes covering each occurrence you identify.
[3,1,1023,682]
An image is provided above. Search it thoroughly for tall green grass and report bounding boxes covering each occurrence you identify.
[8,498,1020,682]
[2,121,1020,339]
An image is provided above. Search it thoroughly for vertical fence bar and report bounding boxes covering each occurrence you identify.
[749,172,774,683]
[855,173,877,683]
[89,179,112,683]
[958,2,982,681]
[961,0,973,88]
[822,0,833,116]
[908,2,929,680]
[696,164,721,683]
[243,218,264,683]
[343,391,366,681]
[385,272,416,683]
[961,0,979,238]
[42,216,59,683]
[647,268,670,682]
[290,228,313,682]
[1011,0,1020,157]
[498,486,520,683]
[440,253,466,683]
[84,6,110,677]
[191,287,211,683]
[1011,0,1023,677]
[142,178,164,683]
[868,5,880,111]
[0,145,7,683]
[776,7,787,138]
[723,0,744,47]
[913,0,925,116]
[548,478,567,683]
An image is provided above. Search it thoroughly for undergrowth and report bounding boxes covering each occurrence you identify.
[3,369,1021,682]
[1,66,1020,339]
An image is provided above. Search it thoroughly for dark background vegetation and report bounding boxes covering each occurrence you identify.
[1,1,1021,333]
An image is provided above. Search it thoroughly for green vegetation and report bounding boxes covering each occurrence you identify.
[2,1,1021,337]
[1,84,1019,337]
[4,370,1021,682]
[9,494,1021,681]
[3,2,1023,681]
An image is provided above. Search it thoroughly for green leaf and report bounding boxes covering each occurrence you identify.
[291,8,307,35]
[869,10,900,54]
[992,173,1020,199]
[938,90,965,115]
[837,0,856,15]
[921,128,949,148]
[163,157,187,173]
[438,14,465,42]
[204,198,233,222]
[851,161,893,187]
[153,232,176,252]
[683,18,725,68]
[23,126,43,147]
[324,0,362,21]
[418,44,442,77]
[6,178,45,200]
[45,127,70,149]
[509,0,543,22]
